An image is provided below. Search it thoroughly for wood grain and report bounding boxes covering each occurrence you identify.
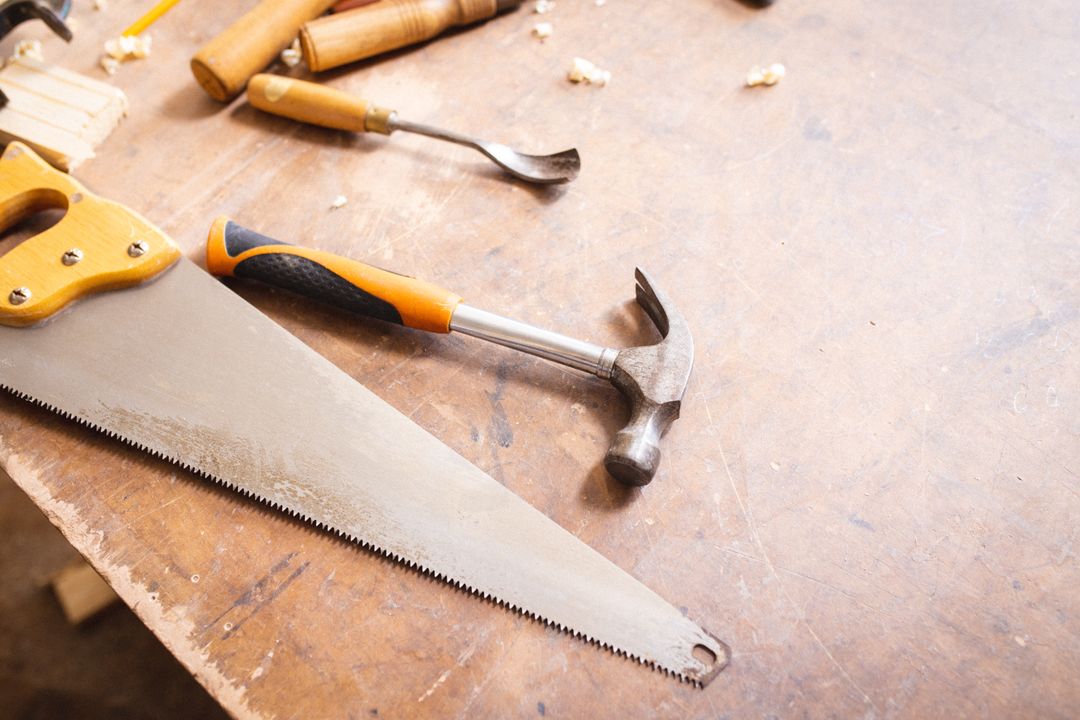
[1,0,1077,717]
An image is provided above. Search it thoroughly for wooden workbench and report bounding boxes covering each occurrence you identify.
[3,0,1077,717]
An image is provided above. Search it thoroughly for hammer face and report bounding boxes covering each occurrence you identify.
[605,354,683,486]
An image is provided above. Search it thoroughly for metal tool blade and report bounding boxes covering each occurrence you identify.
[0,258,728,684]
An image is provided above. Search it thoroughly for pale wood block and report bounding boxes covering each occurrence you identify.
[0,58,127,171]
[51,559,121,625]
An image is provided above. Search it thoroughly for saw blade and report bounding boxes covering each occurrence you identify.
[0,258,729,684]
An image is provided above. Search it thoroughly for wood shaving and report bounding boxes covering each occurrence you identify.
[103,34,152,62]
[534,0,555,13]
[280,39,302,68]
[93,0,108,9]
[586,67,611,86]
[532,22,552,40]
[568,57,610,86]
[99,34,151,74]
[12,40,44,63]
[330,195,348,210]
[567,57,593,83]
[746,63,785,87]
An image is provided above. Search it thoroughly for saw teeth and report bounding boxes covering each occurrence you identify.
[0,384,702,686]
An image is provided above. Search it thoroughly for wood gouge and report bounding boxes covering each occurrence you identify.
[300,0,523,72]
[247,74,580,184]
[207,218,694,487]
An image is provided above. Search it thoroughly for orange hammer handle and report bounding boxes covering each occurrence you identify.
[206,217,461,333]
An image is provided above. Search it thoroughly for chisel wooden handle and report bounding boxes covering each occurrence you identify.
[190,0,337,102]
[300,0,521,72]
[206,217,461,333]
[247,74,395,134]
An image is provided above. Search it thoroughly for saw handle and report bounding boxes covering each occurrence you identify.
[247,74,395,134]
[206,217,461,333]
[0,143,180,327]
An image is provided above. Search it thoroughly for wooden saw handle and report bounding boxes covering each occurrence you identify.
[247,74,395,134]
[0,143,180,327]
[190,0,337,102]
[206,217,461,333]
[300,0,519,72]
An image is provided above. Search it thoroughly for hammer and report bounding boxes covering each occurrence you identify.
[206,219,694,486]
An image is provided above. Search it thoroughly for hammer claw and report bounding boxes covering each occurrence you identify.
[634,280,669,337]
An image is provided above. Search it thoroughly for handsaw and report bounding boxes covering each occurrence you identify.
[0,142,729,685]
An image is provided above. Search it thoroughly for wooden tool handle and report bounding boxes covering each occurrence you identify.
[300,0,509,72]
[0,143,180,327]
[206,218,461,333]
[247,74,395,134]
[190,0,337,102]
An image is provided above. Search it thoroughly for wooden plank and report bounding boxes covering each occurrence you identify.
[1,58,126,116]
[0,0,1077,717]
[0,58,127,170]
[0,107,90,171]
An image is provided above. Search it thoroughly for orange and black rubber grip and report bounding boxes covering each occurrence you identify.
[206,217,462,333]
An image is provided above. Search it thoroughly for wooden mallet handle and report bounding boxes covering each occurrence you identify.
[191,0,338,102]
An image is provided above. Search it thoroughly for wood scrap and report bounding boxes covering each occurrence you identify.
[51,558,121,624]
[0,57,128,171]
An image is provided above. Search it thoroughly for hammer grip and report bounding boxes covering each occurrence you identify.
[206,218,461,333]
[299,0,509,72]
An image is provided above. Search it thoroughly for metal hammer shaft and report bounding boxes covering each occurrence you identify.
[450,304,617,379]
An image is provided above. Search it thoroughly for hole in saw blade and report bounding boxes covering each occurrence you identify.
[0,189,68,258]
[692,644,718,666]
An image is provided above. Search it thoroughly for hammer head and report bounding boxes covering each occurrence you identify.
[604,268,694,486]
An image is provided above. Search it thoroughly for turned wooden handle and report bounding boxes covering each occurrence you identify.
[247,74,396,134]
[191,0,337,102]
[300,0,513,72]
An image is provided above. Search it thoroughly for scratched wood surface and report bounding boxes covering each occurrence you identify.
[2,0,1078,717]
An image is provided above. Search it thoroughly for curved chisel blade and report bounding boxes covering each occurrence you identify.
[0,258,729,684]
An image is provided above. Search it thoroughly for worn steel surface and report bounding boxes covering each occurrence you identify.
[387,117,581,185]
[0,257,728,684]
[604,269,695,486]
[449,267,693,486]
